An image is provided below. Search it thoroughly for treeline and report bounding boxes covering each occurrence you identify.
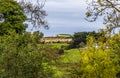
[68,31,101,49]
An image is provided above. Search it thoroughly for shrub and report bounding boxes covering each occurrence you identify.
[0,33,54,78]
[71,36,120,78]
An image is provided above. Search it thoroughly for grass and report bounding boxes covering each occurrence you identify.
[38,43,81,77]
[60,49,81,63]
[55,49,81,77]
[38,43,69,49]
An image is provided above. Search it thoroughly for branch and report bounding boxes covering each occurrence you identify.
[106,0,120,12]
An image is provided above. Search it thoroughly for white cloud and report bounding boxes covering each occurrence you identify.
[26,0,105,36]
[44,0,87,12]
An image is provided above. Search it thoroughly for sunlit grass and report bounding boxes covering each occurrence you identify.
[38,43,69,48]
[60,49,81,63]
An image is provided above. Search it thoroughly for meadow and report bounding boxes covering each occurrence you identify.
[38,43,81,77]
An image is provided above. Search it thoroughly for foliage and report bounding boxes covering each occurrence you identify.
[31,31,44,43]
[38,43,69,49]
[0,0,27,35]
[86,0,120,33]
[71,35,120,78]
[69,31,99,48]
[0,32,54,78]
[58,48,64,55]
[0,0,48,35]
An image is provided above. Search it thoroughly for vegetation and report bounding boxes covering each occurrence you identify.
[0,0,120,78]
[0,32,54,78]
[0,0,26,35]
[86,0,120,33]
[68,31,100,48]
[56,34,72,37]
[71,35,120,78]
[0,0,54,78]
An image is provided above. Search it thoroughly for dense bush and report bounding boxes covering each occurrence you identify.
[68,31,100,49]
[71,34,120,78]
[58,48,64,55]
[0,32,54,78]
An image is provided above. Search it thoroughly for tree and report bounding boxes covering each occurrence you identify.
[0,0,27,35]
[32,31,44,43]
[19,0,49,29]
[0,0,56,77]
[0,0,48,35]
[86,0,120,33]
[69,31,99,48]
[71,36,120,78]
[0,32,54,78]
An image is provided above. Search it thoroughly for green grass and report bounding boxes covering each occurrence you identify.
[60,49,81,63]
[38,43,69,49]
[55,49,81,77]
[38,43,81,77]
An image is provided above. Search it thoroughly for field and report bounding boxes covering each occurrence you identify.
[38,43,69,48]
[38,43,81,77]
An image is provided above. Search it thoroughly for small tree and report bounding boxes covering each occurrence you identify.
[32,31,44,43]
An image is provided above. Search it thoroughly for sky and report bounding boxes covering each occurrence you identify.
[27,0,105,37]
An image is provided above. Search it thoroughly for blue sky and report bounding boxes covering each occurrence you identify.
[27,0,105,36]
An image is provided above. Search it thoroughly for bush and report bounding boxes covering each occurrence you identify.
[0,33,54,78]
[71,36,120,78]
[58,48,64,55]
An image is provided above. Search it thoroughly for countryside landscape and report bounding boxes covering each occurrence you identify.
[0,0,120,78]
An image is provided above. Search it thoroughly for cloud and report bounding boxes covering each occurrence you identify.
[44,0,87,12]
[26,0,105,36]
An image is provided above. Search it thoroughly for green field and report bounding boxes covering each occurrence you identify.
[60,49,81,63]
[38,43,81,77]
[38,43,69,49]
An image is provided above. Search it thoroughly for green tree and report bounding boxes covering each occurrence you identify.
[0,0,27,35]
[0,32,54,78]
[31,31,44,43]
[71,36,120,78]
[0,0,55,78]
[0,0,48,35]
[69,31,99,48]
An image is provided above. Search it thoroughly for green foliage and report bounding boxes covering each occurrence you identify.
[31,31,44,43]
[69,31,99,48]
[38,43,69,49]
[58,48,64,55]
[0,0,27,35]
[0,32,54,78]
[72,35,120,78]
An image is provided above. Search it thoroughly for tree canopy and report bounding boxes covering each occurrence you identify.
[0,0,26,35]
[0,0,47,35]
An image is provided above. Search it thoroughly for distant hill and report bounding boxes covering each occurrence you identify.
[56,34,72,37]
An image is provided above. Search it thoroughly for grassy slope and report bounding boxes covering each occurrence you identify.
[60,49,81,63]
[38,43,81,77]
